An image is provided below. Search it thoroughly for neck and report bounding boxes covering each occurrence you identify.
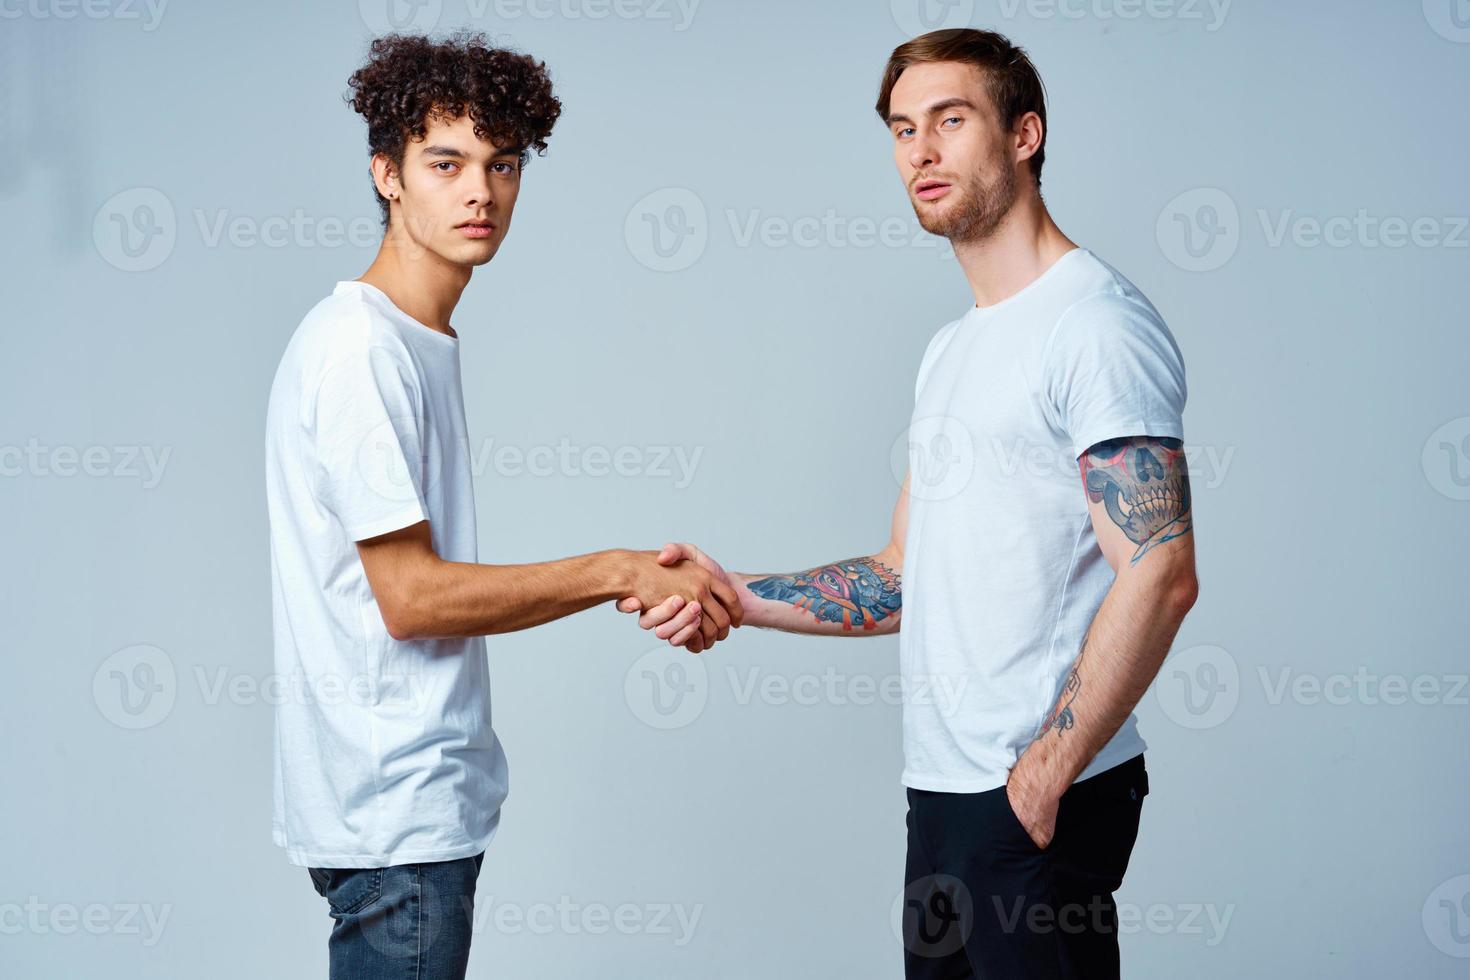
[951,189,1076,308]
[358,226,472,335]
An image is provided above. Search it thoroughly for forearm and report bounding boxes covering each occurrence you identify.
[1010,562,1198,796]
[387,549,634,640]
[730,548,903,636]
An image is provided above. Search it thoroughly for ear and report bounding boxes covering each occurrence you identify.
[1014,111,1044,169]
[370,153,400,204]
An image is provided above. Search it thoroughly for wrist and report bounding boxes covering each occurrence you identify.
[729,573,769,627]
[1009,744,1067,802]
[601,549,641,601]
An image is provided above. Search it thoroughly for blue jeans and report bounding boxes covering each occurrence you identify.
[308,853,484,979]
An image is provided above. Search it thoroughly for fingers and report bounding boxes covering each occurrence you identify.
[656,542,690,566]
[707,575,744,629]
[699,590,732,641]
[654,601,702,641]
[667,611,704,649]
[638,594,686,630]
[697,600,720,648]
[616,597,642,614]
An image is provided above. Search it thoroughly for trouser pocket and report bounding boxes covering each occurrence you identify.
[307,866,384,916]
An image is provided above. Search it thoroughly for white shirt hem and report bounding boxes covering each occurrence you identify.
[901,742,1146,795]
[274,822,499,868]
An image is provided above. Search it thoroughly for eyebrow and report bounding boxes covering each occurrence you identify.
[420,144,524,162]
[886,97,980,127]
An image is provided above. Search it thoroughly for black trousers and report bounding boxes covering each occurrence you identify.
[902,754,1149,980]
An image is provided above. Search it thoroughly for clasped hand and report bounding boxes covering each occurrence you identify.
[618,543,740,653]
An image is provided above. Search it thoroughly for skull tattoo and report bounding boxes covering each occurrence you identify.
[1082,437,1192,563]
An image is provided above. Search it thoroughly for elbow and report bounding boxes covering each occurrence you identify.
[382,612,419,643]
[1166,571,1200,618]
[376,579,432,642]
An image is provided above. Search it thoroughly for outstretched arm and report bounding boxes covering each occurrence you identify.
[1005,436,1199,848]
[619,475,909,649]
[357,521,742,646]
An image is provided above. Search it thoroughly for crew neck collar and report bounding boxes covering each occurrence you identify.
[967,247,1086,318]
[337,280,459,344]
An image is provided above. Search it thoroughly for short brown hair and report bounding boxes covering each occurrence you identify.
[875,28,1048,185]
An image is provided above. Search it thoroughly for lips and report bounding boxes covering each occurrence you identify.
[914,179,952,202]
[456,220,495,239]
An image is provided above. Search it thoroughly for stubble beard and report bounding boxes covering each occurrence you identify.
[913,163,1019,247]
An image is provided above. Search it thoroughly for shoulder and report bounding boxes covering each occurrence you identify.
[1044,254,1179,361]
[292,285,414,381]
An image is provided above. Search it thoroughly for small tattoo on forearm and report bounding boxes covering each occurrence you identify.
[1042,657,1082,738]
[746,557,901,630]
[1082,436,1193,565]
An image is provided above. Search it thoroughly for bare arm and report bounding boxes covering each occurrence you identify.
[619,475,909,646]
[357,521,742,645]
[729,473,908,636]
[1006,436,1199,847]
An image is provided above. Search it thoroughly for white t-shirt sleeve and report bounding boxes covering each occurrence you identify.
[310,342,429,541]
[1043,293,1187,460]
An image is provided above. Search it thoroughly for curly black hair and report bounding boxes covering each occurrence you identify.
[346,31,562,224]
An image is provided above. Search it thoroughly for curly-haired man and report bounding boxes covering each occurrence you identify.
[264,33,740,978]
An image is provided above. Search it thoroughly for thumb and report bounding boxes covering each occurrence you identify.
[657,542,688,566]
[616,597,642,613]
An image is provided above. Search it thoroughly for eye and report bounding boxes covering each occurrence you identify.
[940,116,962,128]
[490,161,519,175]
[432,161,459,174]
[895,126,915,139]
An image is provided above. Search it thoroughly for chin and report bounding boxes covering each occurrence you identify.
[914,199,962,237]
[450,240,503,268]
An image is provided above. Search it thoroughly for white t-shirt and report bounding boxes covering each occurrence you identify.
[899,249,1186,793]
[265,280,508,867]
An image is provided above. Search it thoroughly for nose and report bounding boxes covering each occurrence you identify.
[464,170,494,211]
[908,133,938,173]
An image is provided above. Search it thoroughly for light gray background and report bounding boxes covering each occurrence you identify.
[3,0,1467,976]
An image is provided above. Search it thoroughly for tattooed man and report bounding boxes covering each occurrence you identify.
[619,28,1198,980]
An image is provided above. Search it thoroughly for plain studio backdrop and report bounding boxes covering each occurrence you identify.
[2,0,1466,976]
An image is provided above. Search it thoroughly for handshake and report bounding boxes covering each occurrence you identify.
[616,542,742,654]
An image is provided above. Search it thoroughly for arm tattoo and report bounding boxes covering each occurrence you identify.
[1040,630,1089,739]
[1082,436,1193,565]
[746,557,901,630]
